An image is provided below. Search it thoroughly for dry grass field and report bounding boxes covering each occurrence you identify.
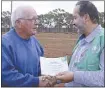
[36,33,78,58]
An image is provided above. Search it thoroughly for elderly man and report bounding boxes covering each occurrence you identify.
[56,1,104,87]
[2,6,56,87]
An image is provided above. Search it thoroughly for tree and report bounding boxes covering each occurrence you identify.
[38,8,74,32]
[99,12,105,28]
[2,11,11,28]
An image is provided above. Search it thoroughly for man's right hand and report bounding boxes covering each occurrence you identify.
[39,76,50,87]
[38,75,57,87]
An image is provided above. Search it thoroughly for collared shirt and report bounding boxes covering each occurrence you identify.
[65,25,104,87]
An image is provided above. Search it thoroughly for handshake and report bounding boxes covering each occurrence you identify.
[39,75,58,87]
[38,71,74,87]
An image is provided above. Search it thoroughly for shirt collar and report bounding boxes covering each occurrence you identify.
[79,25,102,43]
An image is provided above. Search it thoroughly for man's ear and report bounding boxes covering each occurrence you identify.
[15,20,21,28]
[83,14,90,22]
[83,14,90,23]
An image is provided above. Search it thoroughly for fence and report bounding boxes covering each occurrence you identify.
[2,27,77,33]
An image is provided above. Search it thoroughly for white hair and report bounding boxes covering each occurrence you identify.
[11,5,35,27]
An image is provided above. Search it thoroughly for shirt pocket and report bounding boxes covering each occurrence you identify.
[87,55,100,71]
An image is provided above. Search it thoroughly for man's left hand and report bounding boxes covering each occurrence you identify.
[56,71,74,83]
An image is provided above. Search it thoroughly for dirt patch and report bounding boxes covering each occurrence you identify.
[36,33,78,58]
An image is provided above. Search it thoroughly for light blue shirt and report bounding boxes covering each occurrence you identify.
[65,25,104,87]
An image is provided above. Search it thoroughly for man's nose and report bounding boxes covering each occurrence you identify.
[33,23,38,28]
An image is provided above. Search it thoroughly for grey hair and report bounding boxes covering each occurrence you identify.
[11,5,34,27]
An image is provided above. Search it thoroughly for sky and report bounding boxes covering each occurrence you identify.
[2,1,104,15]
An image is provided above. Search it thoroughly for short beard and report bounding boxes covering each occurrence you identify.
[77,28,85,36]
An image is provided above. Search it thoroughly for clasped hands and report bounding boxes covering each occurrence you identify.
[39,71,74,87]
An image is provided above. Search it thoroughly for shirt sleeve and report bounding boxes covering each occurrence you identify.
[33,36,44,56]
[38,61,41,76]
[73,49,104,86]
[37,41,44,76]
[2,38,39,87]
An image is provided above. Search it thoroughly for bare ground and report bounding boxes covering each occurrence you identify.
[36,33,78,58]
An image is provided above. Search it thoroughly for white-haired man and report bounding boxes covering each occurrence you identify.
[2,6,56,87]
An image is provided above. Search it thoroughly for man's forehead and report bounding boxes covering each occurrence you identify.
[73,5,80,15]
[74,5,80,13]
[24,10,37,19]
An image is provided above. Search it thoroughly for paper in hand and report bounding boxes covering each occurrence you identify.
[40,56,69,76]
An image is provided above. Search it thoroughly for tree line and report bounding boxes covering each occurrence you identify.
[2,8,105,33]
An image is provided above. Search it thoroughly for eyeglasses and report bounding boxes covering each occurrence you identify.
[18,18,39,24]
